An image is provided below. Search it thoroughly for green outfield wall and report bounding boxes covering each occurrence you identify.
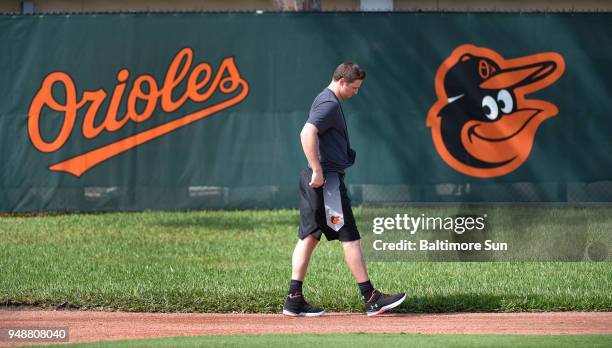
[1,12,611,211]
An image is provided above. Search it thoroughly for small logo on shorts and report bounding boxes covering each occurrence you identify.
[330,216,341,224]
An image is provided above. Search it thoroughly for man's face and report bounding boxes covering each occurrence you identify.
[338,78,363,100]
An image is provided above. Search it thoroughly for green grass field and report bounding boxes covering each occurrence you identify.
[33,334,612,348]
[1,209,611,312]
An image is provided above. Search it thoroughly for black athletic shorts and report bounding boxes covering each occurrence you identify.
[298,167,360,242]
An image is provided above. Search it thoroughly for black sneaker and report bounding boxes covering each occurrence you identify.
[282,293,325,317]
[364,289,406,316]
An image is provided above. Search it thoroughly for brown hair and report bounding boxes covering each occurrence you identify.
[332,62,366,83]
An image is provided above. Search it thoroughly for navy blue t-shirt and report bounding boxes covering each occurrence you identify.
[306,88,356,173]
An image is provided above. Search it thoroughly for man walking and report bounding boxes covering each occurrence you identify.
[283,63,406,317]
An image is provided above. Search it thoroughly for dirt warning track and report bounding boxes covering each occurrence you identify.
[1,310,611,346]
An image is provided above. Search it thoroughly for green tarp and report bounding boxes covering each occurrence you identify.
[1,12,611,211]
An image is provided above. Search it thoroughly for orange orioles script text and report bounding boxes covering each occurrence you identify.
[28,47,249,177]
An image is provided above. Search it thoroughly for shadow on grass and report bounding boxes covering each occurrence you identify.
[395,293,568,313]
[399,293,507,313]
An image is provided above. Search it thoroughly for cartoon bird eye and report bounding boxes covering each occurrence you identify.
[497,89,513,114]
[481,96,499,120]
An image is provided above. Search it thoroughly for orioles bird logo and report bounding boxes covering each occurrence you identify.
[427,44,565,178]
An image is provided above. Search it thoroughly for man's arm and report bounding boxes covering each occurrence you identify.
[300,123,325,188]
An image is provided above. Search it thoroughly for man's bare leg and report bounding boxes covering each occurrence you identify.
[341,239,369,283]
[284,234,325,317]
[291,234,319,281]
[341,239,406,316]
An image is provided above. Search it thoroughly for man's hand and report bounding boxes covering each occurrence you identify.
[309,169,324,188]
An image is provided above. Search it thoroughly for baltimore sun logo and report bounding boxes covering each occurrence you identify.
[426,44,565,178]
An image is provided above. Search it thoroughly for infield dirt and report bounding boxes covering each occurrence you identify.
[1,309,611,346]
